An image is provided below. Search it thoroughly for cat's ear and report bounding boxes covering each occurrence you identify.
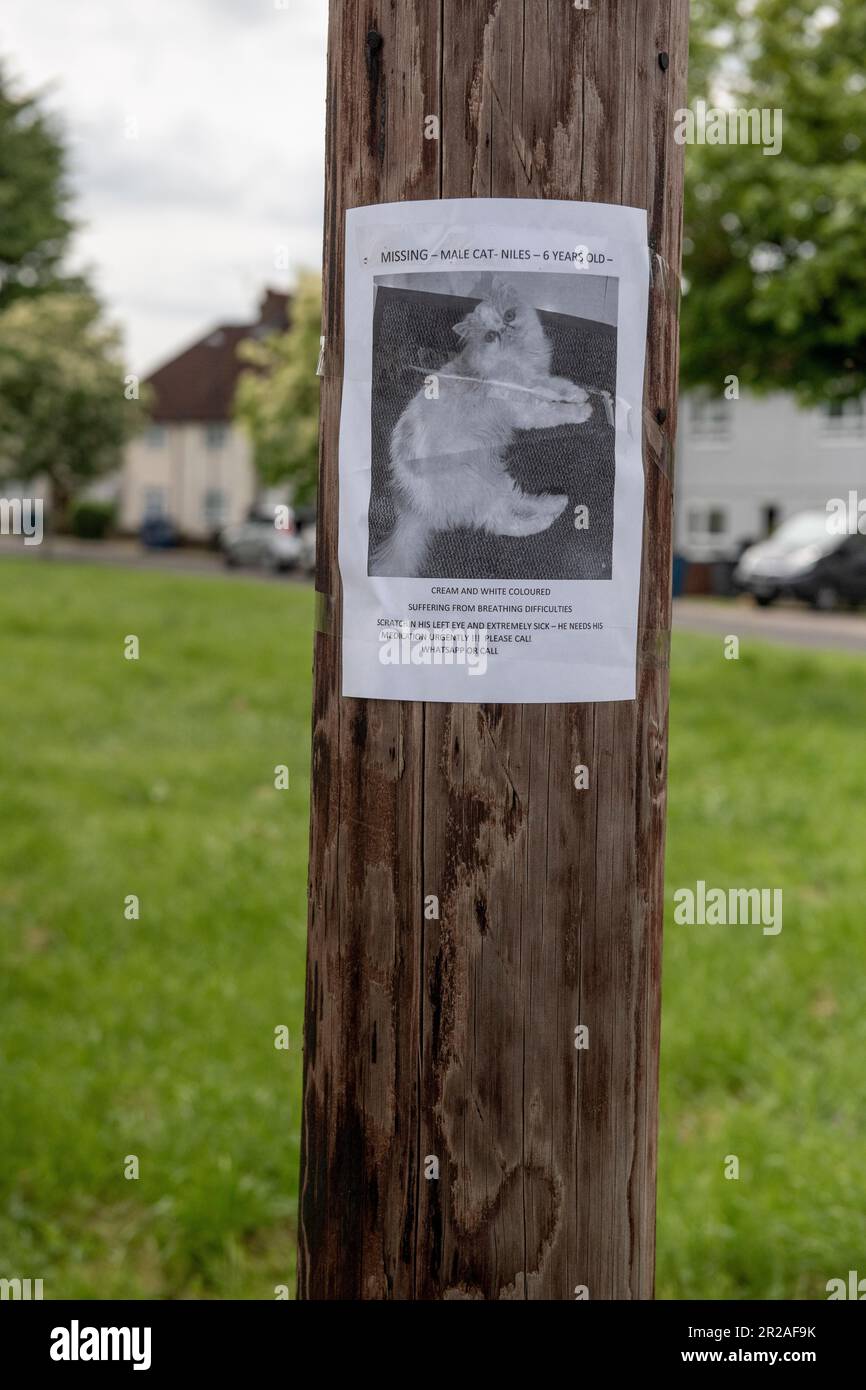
[493,276,519,303]
[452,316,473,342]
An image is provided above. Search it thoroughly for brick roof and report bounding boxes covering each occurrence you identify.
[144,289,290,424]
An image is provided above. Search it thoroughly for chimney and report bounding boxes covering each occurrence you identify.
[258,288,290,331]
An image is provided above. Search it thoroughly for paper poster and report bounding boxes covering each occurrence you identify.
[337,198,649,703]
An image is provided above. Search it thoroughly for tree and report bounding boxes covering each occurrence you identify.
[234,271,321,505]
[0,292,143,522]
[0,61,76,310]
[681,0,866,404]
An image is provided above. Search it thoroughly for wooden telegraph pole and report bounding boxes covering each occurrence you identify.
[299,0,689,1300]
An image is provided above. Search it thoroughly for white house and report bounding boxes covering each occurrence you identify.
[675,390,866,561]
[119,289,291,540]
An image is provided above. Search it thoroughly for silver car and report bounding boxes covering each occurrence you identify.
[221,510,302,572]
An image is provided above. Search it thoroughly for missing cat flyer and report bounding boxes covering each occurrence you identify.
[337,197,650,704]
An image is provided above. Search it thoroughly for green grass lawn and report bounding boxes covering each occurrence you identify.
[0,561,311,1298]
[1,558,863,1299]
[659,632,866,1299]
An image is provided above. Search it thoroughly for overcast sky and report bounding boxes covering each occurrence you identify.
[1,0,328,373]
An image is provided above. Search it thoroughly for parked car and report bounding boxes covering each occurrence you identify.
[734,511,866,609]
[220,507,302,572]
[140,515,180,549]
[297,522,316,576]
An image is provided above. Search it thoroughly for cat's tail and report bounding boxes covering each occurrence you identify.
[372,509,430,577]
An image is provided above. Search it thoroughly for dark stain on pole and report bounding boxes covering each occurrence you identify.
[366,29,385,162]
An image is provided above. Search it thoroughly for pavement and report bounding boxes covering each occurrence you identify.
[0,536,311,585]
[673,597,866,654]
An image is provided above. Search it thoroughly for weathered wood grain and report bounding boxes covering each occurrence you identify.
[298,0,688,1301]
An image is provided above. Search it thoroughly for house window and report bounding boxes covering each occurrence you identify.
[145,425,166,448]
[203,489,226,527]
[762,504,780,536]
[820,398,865,439]
[205,423,228,450]
[143,487,166,519]
[689,395,731,443]
[688,507,727,536]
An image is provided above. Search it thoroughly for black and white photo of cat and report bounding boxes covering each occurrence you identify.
[368,270,618,582]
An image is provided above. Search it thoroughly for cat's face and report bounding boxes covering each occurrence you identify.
[453,283,538,375]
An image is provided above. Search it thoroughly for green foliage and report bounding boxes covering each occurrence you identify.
[683,0,866,403]
[0,61,76,310]
[233,271,321,505]
[70,499,115,540]
[687,0,742,96]
[0,292,143,509]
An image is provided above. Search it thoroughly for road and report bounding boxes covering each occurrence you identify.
[674,597,866,654]
[0,537,311,585]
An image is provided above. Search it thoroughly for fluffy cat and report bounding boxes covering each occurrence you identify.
[373,278,593,577]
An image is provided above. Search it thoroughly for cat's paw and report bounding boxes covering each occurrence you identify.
[544,377,589,406]
[490,492,568,537]
[559,382,590,406]
[561,400,594,425]
[535,492,569,520]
